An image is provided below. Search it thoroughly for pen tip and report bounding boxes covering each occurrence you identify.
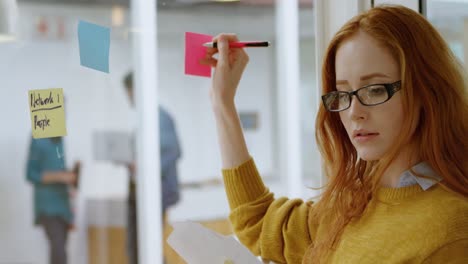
[202,43,210,47]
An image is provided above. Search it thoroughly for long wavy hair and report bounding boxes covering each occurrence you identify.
[305,5,468,263]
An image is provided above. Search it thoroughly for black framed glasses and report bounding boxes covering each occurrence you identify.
[322,80,402,112]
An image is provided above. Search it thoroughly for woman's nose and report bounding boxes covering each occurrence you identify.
[348,96,368,121]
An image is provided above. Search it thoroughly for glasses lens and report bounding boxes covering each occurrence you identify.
[324,92,349,111]
[357,85,389,105]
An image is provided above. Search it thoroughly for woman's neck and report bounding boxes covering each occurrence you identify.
[379,147,421,188]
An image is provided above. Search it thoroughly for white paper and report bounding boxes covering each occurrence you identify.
[167,221,262,264]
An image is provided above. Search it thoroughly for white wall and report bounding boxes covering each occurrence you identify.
[0,2,320,264]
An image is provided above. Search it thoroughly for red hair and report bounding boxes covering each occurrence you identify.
[306,5,468,263]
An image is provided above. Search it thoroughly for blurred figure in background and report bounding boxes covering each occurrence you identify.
[26,136,80,264]
[123,72,182,264]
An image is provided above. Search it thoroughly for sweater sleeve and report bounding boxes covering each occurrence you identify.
[222,158,314,264]
[422,239,468,264]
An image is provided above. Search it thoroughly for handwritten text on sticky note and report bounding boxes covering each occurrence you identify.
[29,88,67,139]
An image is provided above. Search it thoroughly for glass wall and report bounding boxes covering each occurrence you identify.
[157,1,279,262]
[426,0,468,65]
[0,1,134,263]
[0,0,318,263]
[299,1,321,194]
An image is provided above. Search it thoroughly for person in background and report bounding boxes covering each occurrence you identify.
[123,72,182,264]
[201,5,468,264]
[26,137,80,264]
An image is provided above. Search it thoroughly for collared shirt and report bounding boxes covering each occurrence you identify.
[397,161,443,190]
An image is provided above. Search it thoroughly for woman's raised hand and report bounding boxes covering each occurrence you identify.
[200,33,249,108]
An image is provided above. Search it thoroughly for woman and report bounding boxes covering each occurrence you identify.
[201,5,468,264]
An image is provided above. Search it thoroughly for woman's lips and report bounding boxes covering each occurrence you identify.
[354,133,379,143]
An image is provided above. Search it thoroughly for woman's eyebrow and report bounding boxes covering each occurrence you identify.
[360,73,390,81]
[336,73,390,85]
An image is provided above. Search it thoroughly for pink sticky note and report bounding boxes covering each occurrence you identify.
[185,32,213,78]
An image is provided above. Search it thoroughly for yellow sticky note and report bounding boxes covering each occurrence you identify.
[29,88,67,139]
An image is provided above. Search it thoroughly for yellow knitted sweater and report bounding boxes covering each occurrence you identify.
[222,158,468,264]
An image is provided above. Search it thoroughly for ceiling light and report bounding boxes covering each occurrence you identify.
[112,5,125,27]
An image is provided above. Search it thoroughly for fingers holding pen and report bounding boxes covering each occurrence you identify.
[215,34,235,67]
[199,48,218,67]
[199,33,249,69]
[216,34,249,73]
[231,46,249,75]
[199,40,219,67]
[199,35,226,67]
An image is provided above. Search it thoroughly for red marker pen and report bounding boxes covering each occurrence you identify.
[202,41,270,48]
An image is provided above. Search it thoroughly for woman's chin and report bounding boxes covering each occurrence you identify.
[357,150,382,161]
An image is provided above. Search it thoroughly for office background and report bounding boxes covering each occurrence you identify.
[0,0,466,263]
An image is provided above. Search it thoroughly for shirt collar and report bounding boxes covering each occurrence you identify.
[397,162,442,190]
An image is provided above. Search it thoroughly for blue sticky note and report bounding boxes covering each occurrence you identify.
[78,20,110,73]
